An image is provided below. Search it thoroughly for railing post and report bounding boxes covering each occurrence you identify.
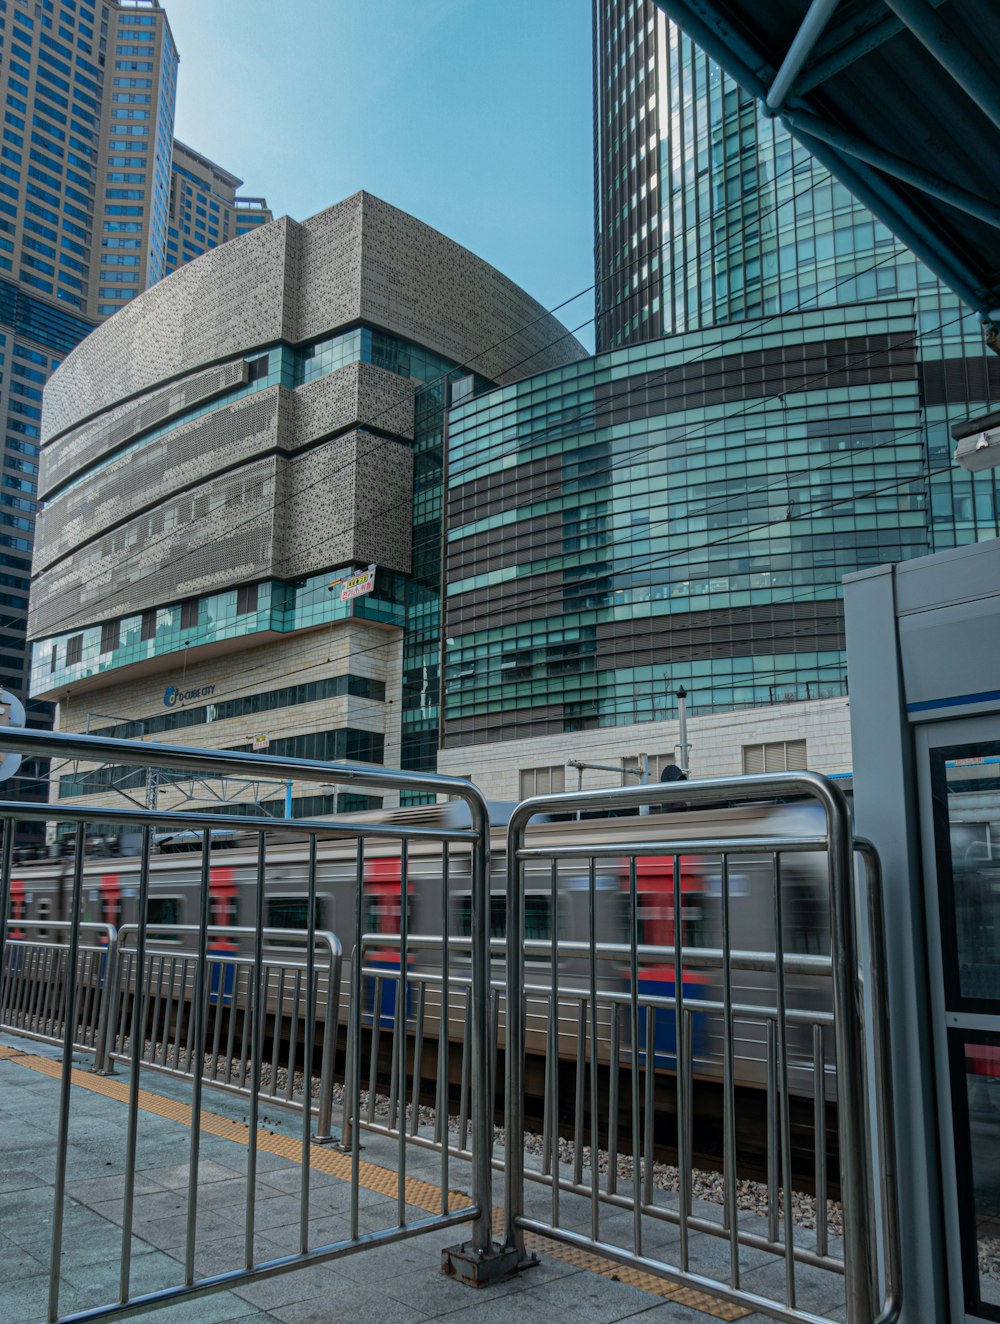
[504,803,528,1256]
[338,942,359,1152]
[822,779,875,1321]
[856,840,903,1324]
[93,922,119,1075]
[469,792,492,1254]
[314,935,341,1144]
[442,788,526,1284]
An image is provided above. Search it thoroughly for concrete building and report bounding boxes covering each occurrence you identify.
[28,192,586,818]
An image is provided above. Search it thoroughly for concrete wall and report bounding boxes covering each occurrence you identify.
[437,697,852,798]
[53,618,404,813]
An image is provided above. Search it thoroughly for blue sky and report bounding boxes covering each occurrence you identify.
[164,0,596,350]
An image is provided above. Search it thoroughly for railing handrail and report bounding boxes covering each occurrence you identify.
[5,919,117,940]
[0,726,480,803]
[505,770,884,1322]
[117,922,342,953]
[514,834,832,858]
[0,800,477,845]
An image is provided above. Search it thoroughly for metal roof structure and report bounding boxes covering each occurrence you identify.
[653,0,1000,344]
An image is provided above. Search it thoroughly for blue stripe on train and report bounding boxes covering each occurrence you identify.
[633,976,708,1069]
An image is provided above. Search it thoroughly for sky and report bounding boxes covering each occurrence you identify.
[163,0,597,351]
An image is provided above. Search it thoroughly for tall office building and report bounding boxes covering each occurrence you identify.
[0,0,268,812]
[165,141,273,275]
[88,0,177,319]
[432,1,1000,796]
[596,1,995,349]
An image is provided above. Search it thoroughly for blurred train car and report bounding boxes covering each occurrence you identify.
[1,798,834,1097]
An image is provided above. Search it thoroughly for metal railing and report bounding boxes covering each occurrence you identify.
[338,932,507,1167]
[109,923,342,1136]
[0,726,499,1322]
[504,771,901,1324]
[0,919,118,1072]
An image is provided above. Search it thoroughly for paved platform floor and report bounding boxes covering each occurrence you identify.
[0,1032,848,1323]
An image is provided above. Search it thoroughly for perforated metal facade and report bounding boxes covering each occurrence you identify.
[43,194,586,444]
[30,194,586,803]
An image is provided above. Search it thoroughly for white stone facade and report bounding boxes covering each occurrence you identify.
[437,697,853,799]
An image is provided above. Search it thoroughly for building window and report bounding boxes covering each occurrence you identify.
[99,620,119,655]
[236,583,258,615]
[742,739,808,775]
[519,765,566,799]
[180,599,199,630]
[140,608,156,641]
[65,634,83,666]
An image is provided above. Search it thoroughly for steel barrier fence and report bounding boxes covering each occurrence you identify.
[0,919,118,1072]
[504,772,901,1324]
[0,726,502,1323]
[109,923,342,1136]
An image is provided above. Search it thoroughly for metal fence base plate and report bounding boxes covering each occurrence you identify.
[441,1242,535,1287]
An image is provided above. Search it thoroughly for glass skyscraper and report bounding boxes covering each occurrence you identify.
[435,0,1000,783]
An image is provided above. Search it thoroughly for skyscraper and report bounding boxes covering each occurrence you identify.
[0,0,268,788]
[166,141,273,276]
[432,0,1000,795]
[593,0,1000,363]
[88,0,178,320]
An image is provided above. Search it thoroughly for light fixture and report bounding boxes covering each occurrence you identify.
[952,409,1000,473]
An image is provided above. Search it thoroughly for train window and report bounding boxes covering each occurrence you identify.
[146,895,182,941]
[525,895,552,940]
[35,897,51,941]
[451,894,551,942]
[209,883,238,927]
[452,894,505,940]
[364,889,411,935]
[634,894,705,949]
[267,895,326,932]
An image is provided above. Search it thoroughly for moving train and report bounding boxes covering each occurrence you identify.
[0,797,836,1099]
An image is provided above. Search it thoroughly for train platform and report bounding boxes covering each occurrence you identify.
[0,1029,844,1324]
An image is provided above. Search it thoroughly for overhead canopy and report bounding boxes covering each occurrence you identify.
[653,0,1000,337]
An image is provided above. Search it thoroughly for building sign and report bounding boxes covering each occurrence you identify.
[333,564,376,603]
[249,734,269,750]
[164,683,216,708]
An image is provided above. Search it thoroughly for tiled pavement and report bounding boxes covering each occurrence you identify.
[0,1032,848,1323]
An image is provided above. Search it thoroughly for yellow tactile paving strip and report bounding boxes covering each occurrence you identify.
[0,1044,748,1321]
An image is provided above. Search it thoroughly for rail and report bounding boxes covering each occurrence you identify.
[110,923,342,1137]
[505,771,901,1324]
[0,726,498,1320]
[0,919,119,1072]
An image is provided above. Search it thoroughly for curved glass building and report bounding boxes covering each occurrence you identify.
[436,1,1000,792]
